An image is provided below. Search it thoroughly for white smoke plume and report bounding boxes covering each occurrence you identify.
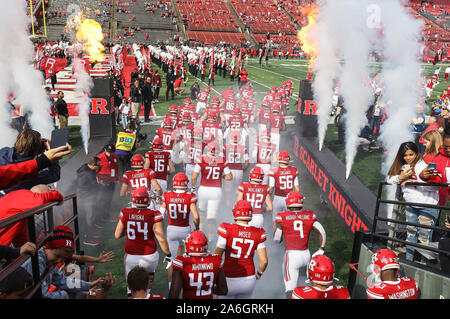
[312,1,342,151]
[376,0,424,175]
[319,0,374,179]
[73,58,93,154]
[0,0,54,140]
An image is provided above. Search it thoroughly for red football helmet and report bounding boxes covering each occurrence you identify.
[130,154,144,169]
[173,172,189,189]
[184,98,192,105]
[245,81,252,87]
[152,137,164,150]
[271,86,277,93]
[132,187,150,208]
[185,230,209,256]
[206,141,219,157]
[233,200,253,221]
[182,112,191,122]
[230,131,240,144]
[233,107,241,115]
[371,248,400,275]
[212,97,220,106]
[163,118,172,128]
[278,151,290,164]
[260,130,270,141]
[206,110,217,121]
[272,103,281,114]
[205,86,211,92]
[169,105,178,114]
[285,191,304,208]
[249,166,264,183]
[193,127,203,140]
[307,254,336,286]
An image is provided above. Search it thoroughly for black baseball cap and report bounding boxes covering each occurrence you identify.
[104,143,116,153]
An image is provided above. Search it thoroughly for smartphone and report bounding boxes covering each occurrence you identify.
[50,128,69,149]
[427,163,437,170]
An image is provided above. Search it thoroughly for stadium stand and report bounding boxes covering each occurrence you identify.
[229,0,297,34]
[176,0,238,32]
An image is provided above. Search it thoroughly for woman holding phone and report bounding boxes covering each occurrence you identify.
[387,142,440,263]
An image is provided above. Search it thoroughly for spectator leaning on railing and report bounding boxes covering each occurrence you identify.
[0,185,64,248]
[0,129,61,197]
[387,141,440,264]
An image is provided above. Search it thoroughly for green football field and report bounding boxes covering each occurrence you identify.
[74,58,449,298]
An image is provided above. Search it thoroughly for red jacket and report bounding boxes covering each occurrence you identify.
[97,151,119,182]
[0,159,39,190]
[0,189,64,247]
[423,146,450,205]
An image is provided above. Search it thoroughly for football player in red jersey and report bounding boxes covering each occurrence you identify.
[169,230,228,299]
[144,137,175,198]
[267,103,286,154]
[240,99,255,125]
[201,111,223,144]
[127,265,165,299]
[192,142,232,240]
[196,86,211,113]
[119,154,162,201]
[177,112,195,143]
[224,107,249,145]
[237,166,272,229]
[201,96,226,123]
[223,131,249,202]
[160,173,200,285]
[154,118,178,154]
[366,248,418,299]
[255,102,272,135]
[222,92,238,123]
[291,255,350,299]
[274,191,326,298]
[164,104,180,129]
[114,187,172,295]
[268,151,300,220]
[253,131,277,185]
[179,126,204,189]
[214,200,268,299]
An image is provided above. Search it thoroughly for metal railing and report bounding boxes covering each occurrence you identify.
[0,194,80,299]
[370,181,450,258]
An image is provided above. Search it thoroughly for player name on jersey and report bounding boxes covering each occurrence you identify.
[192,263,214,271]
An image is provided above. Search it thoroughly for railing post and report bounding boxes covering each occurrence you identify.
[27,215,42,299]
[72,196,81,253]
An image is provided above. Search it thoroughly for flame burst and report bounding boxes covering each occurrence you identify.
[297,5,319,78]
[66,12,105,63]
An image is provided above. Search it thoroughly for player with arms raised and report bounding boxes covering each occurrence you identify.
[214,200,268,299]
[169,230,228,299]
[274,191,326,298]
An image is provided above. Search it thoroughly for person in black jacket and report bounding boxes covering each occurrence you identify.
[130,79,142,119]
[76,156,102,246]
[142,76,153,123]
[165,68,175,102]
[54,91,69,129]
